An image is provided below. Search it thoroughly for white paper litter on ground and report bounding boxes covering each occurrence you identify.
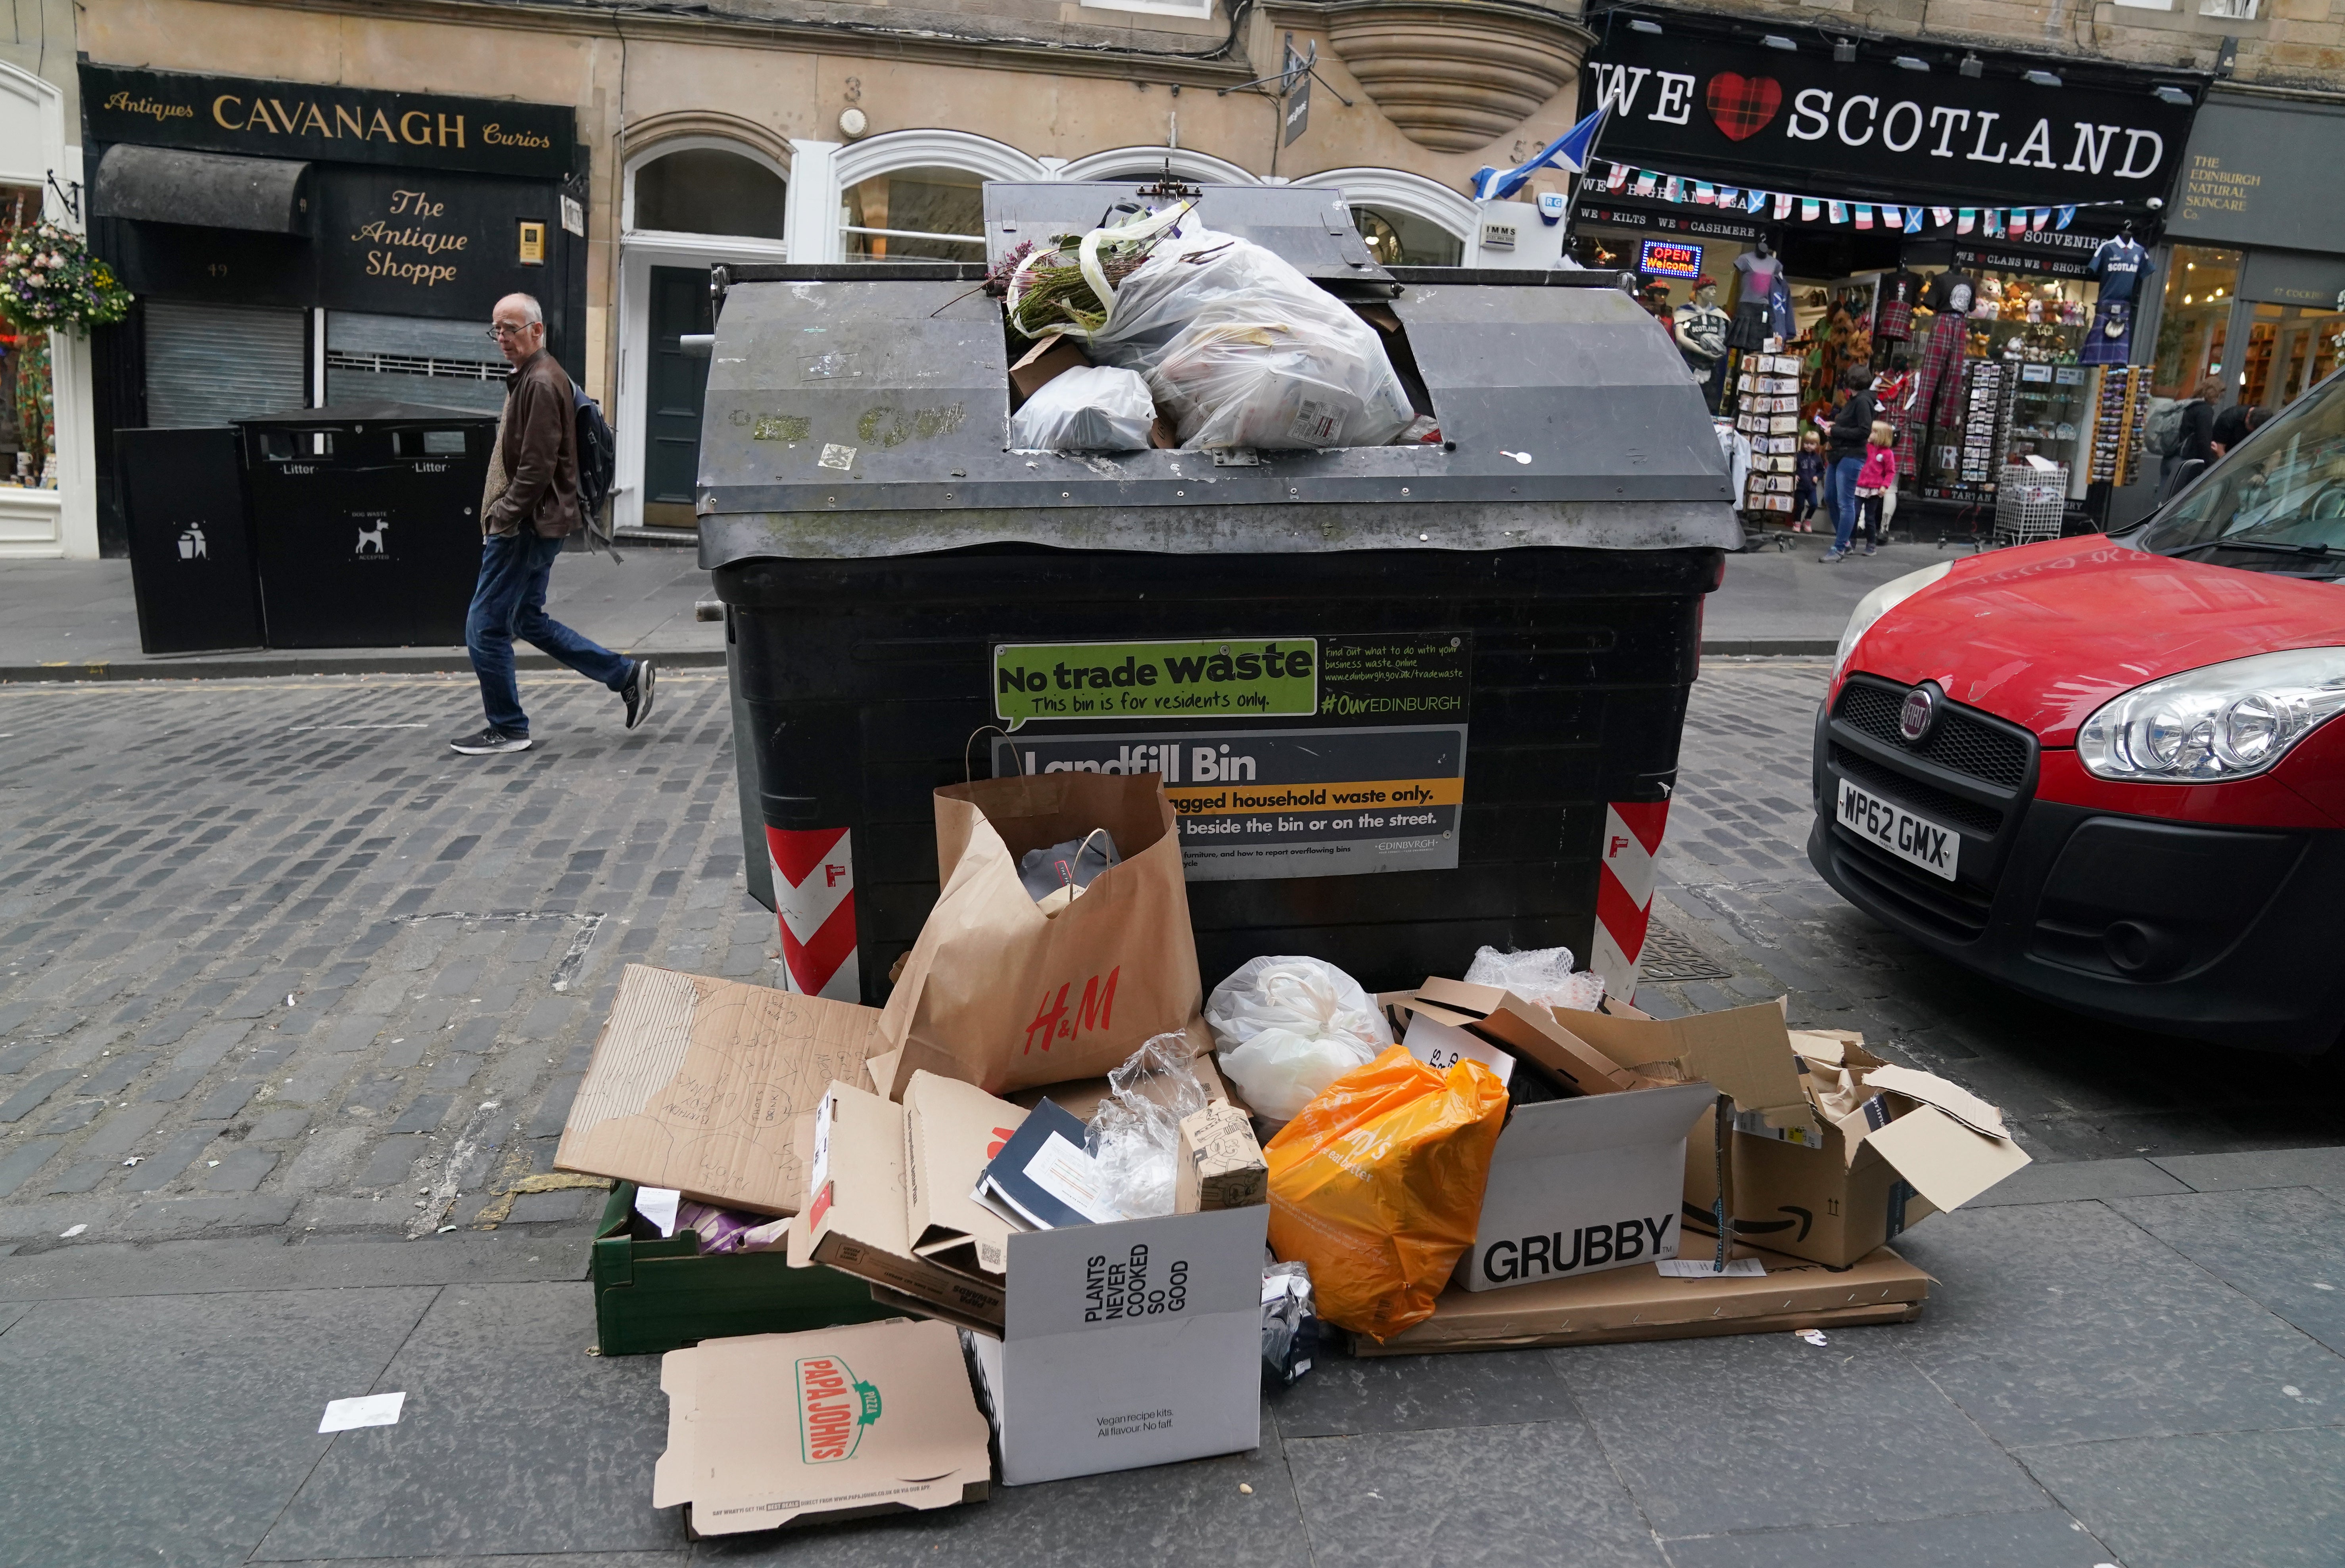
[1657,1257,1765,1279]
[319,1392,406,1432]
[634,1186,681,1238]
[58,1224,86,1238]
[1794,1328,1830,1346]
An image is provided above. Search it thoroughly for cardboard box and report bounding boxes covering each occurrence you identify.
[588,1182,898,1357]
[1008,333,1090,403]
[1174,1102,1266,1213]
[1683,1028,2030,1267]
[1407,978,1643,1097]
[969,1204,1268,1484]
[1356,1245,1931,1355]
[902,1071,1027,1281]
[654,1319,990,1534]
[787,1080,1009,1330]
[556,965,889,1216]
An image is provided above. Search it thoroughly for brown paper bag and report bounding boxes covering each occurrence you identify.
[879,772,1201,1098]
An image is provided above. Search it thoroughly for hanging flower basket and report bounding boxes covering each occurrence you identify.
[0,220,135,335]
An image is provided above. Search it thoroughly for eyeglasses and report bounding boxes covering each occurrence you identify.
[486,323,535,340]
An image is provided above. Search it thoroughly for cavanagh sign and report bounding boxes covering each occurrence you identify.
[1580,22,2197,210]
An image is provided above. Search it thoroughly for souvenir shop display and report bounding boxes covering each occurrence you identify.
[1732,351,1806,514]
[1676,278,1731,414]
[1876,267,1924,345]
[1994,455,2071,546]
[2087,365,2153,487]
[1925,359,2011,501]
[2007,363,2088,471]
[1727,243,1790,350]
[2081,226,2154,368]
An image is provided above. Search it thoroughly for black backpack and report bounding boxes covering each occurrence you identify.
[571,383,621,556]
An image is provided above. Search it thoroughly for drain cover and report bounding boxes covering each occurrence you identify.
[1637,926,1732,983]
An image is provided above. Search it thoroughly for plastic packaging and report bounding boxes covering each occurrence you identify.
[1083,1032,1212,1220]
[1464,944,1607,1012]
[1261,1261,1319,1388]
[1204,955,1390,1122]
[1017,829,1121,902]
[1011,207,1416,452]
[1265,1047,1509,1340]
[1007,365,1157,452]
[674,1200,789,1255]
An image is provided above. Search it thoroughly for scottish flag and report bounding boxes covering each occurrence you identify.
[1471,106,1608,201]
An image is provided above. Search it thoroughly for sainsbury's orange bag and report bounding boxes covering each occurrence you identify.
[1264,1046,1508,1341]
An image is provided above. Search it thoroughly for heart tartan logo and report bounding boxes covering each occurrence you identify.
[1706,73,1782,142]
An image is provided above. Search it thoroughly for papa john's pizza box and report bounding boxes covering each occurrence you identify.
[654,1318,991,1536]
[969,1203,1268,1486]
[1683,1027,2030,1267]
[1393,989,1824,1294]
[556,964,891,1216]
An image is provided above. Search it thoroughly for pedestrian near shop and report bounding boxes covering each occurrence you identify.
[449,292,654,756]
[1852,419,1898,556]
[1792,431,1825,533]
[1821,366,1877,563]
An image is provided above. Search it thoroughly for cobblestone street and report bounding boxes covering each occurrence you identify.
[5,660,2339,1258]
[0,671,767,1250]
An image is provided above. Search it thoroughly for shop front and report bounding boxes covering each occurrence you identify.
[1,58,98,559]
[1574,2,2202,527]
[2163,93,2345,427]
[81,65,585,550]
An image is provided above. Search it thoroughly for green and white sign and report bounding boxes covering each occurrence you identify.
[994,638,1319,728]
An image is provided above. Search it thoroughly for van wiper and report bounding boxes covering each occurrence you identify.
[2168,538,2333,560]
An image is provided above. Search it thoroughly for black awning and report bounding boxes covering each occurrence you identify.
[94,144,311,234]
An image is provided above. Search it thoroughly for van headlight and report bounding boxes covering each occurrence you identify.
[1833,562,1953,679]
[2077,648,2345,782]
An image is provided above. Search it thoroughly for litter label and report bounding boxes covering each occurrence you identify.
[1287,399,1341,446]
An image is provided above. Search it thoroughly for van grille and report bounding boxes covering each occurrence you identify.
[1835,679,2030,788]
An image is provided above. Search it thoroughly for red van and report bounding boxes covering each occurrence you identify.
[1810,378,2345,1053]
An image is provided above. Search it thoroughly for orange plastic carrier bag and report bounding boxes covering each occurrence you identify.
[1263,1046,1508,1341]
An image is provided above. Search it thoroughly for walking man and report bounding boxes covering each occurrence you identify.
[449,292,652,755]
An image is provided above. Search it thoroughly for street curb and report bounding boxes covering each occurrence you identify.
[0,649,730,684]
[1700,639,1836,657]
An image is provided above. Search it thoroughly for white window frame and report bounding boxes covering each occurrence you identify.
[0,59,94,559]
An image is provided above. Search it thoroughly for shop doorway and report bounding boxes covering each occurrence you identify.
[144,301,306,427]
[643,265,713,529]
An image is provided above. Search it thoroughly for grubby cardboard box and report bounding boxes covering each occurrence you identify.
[787,1081,1009,1331]
[557,966,890,1216]
[1400,993,1823,1294]
[1355,1244,1931,1355]
[654,1319,990,1534]
[1174,1102,1266,1213]
[968,1204,1268,1485]
[1683,1029,2030,1267]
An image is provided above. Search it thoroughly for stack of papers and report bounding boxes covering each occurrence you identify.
[971,1099,1125,1231]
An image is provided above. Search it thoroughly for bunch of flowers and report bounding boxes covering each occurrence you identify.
[0,220,134,335]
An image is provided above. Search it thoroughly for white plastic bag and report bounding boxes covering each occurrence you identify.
[1204,956,1389,1121]
[1084,1032,1212,1220]
[1009,365,1157,452]
[1463,945,1607,1012]
[1013,207,1415,452]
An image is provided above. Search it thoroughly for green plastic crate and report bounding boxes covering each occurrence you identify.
[590,1182,899,1356]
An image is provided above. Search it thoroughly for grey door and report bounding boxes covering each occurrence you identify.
[644,265,713,527]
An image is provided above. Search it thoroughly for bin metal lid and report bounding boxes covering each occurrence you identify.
[980,182,1390,282]
[696,247,1738,566]
[232,399,501,427]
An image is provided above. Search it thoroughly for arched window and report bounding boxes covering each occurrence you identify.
[631,148,787,240]
[842,166,986,261]
[1353,205,1462,267]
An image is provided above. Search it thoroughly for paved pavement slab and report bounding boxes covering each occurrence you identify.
[2019,1426,2345,1568]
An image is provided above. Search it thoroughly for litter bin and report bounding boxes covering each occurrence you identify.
[234,401,498,648]
[700,182,1738,1005]
[117,426,264,654]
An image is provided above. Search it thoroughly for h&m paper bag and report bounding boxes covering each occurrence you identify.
[879,772,1200,1098]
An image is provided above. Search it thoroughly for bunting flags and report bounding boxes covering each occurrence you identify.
[1773,193,1793,220]
[2029,208,2049,231]
[1800,197,1820,222]
[1693,180,1716,205]
[1905,207,1925,231]
[1633,170,1657,197]
[1719,186,1739,208]
[1746,190,1768,213]
[1606,163,1629,192]
[1957,209,1977,234]
[1855,203,1875,230]
[2056,206,2077,230]
[1572,158,2123,242]
[1932,207,1954,228]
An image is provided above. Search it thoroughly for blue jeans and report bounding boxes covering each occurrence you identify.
[1827,456,1865,551]
[465,531,631,735]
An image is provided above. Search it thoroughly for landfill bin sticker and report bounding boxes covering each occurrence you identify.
[768,825,860,1001]
[991,633,1468,731]
[994,725,1466,882]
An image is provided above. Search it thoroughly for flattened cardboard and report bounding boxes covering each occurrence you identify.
[1407,978,1635,1097]
[1560,998,1817,1138]
[1358,1245,1930,1355]
[1174,1102,1266,1213]
[786,1081,1008,1329]
[557,966,889,1215]
[654,1319,990,1534]
[902,1071,1026,1280]
[1861,1102,2030,1212]
[974,1204,1268,1485]
[1464,1080,1716,1292]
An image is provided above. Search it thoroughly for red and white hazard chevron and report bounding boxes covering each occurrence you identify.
[767,826,861,1003]
[1589,800,1670,1004]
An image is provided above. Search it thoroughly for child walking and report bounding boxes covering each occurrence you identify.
[1792,430,1825,533]
[1852,419,1898,556]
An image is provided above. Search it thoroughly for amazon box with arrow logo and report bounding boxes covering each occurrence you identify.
[1681,1024,2030,1268]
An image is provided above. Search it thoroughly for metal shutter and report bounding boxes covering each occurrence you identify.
[324,311,509,415]
[144,301,307,427]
